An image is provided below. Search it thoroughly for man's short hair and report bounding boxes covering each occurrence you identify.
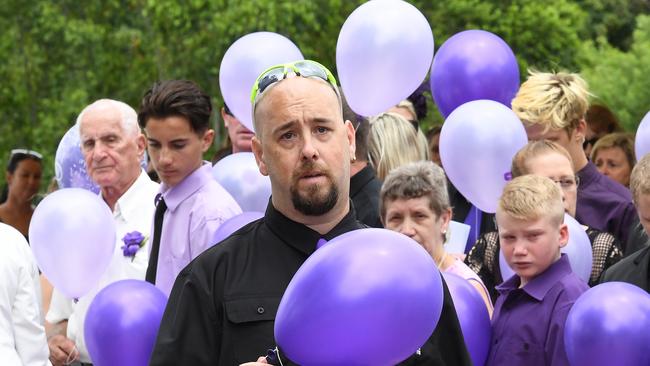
[341,93,369,162]
[511,140,575,178]
[629,154,650,205]
[586,104,622,136]
[498,175,565,226]
[76,99,140,137]
[590,132,636,167]
[138,80,212,134]
[367,112,429,180]
[511,71,590,134]
[380,160,450,219]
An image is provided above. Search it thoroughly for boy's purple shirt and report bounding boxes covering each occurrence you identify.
[486,254,589,366]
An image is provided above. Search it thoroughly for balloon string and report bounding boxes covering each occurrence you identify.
[64,345,79,365]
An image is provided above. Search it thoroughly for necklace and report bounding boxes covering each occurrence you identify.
[434,251,448,270]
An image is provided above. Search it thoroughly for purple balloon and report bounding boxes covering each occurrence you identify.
[440,99,528,213]
[442,273,491,366]
[55,125,100,194]
[431,30,520,118]
[275,228,443,365]
[634,111,650,160]
[219,32,303,132]
[500,214,593,283]
[85,280,168,366]
[212,211,264,244]
[562,214,593,283]
[212,152,271,212]
[336,0,434,116]
[565,282,650,366]
[29,188,115,299]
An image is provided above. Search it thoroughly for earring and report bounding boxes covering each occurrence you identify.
[351,155,357,163]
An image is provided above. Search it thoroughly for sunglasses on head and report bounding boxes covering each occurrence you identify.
[11,149,43,160]
[250,60,338,103]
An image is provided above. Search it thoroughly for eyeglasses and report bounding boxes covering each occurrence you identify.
[552,176,580,190]
[250,60,339,103]
[11,149,43,160]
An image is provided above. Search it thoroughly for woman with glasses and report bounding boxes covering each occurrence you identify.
[0,149,43,239]
[465,141,623,302]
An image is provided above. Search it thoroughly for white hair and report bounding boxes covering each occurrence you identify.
[76,99,140,137]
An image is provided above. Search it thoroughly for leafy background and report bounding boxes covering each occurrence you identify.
[1,0,649,190]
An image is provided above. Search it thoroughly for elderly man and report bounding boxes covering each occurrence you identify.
[150,60,470,366]
[45,99,159,366]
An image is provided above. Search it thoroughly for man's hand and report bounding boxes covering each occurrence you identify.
[239,356,269,365]
[46,320,78,366]
[48,334,79,366]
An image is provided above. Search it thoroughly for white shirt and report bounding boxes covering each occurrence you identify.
[0,223,50,366]
[46,171,158,362]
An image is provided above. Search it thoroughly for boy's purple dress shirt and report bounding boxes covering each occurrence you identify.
[486,254,589,366]
[576,162,636,248]
[151,162,241,296]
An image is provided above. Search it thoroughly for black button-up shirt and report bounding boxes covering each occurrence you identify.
[150,201,470,366]
[350,164,383,228]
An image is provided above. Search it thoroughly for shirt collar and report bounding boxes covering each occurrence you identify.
[160,162,213,212]
[263,199,363,256]
[114,170,155,223]
[350,164,377,197]
[496,254,573,301]
[576,161,599,187]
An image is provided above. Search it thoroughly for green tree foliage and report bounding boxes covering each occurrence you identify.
[579,15,650,131]
[0,0,647,190]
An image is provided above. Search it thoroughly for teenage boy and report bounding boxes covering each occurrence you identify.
[138,80,241,296]
[601,154,650,291]
[486,175,589,366]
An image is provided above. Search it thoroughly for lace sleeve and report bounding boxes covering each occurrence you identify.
[465,231,500,303]
[587,228,624,286]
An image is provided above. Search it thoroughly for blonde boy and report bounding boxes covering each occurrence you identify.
[486,175,588,366]
[601,154,650,291]
[512,71,637,250]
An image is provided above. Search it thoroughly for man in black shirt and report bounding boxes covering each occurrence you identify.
[150,60,470,366]
[344,96,383,228]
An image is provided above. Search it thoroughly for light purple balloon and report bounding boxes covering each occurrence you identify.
[561,214,593,283]
[85,280,167,366]
[430,30,520,118]
[336,0,434,116]
[212,211,264,244]
[634,111,650,160]
[565,282,650,366]
[440,99,528,213]
[55,125,100,194]
[275,228,443,365]
[219,32,303,132]
[212,152,271,212]
[499,214,593,283]
[442,273,491,366]
[29,188,115,299]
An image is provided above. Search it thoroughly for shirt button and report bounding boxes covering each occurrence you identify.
[257,306,265,314]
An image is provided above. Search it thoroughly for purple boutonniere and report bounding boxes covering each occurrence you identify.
[121,231,147,261]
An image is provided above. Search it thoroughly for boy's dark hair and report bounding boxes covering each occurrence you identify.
[138,80,212,134]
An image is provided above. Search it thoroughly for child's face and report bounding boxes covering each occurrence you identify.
[496,212,568,286]
[636,193,650,236]
[145,116,213,187]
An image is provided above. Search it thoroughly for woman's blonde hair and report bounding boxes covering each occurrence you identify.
[511,140,575,178]
[590,132,636,168]
[511,71,591,134]
[368,112,429,180]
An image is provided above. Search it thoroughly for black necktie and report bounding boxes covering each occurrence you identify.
[145,195,167,284]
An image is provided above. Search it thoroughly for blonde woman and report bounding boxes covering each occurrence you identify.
[367,112,429,180]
